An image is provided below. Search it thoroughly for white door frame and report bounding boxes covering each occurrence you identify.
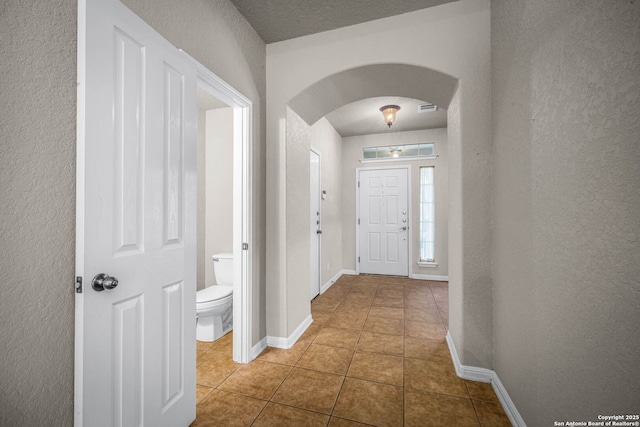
[310,147,322,299]
[182,53,253,364]
[355,165,412,276]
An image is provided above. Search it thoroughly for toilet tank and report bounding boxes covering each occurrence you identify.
[212,253,233,286]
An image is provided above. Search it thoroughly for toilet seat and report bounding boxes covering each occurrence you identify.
[197,285,233,302]
[197,285,233,311]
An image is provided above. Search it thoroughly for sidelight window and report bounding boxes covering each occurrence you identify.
[419,167,435,262]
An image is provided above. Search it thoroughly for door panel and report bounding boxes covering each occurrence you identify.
[358,168,409,276]
[76,0,196,425]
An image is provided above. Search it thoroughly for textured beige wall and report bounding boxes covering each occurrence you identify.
[285,107,312,335]
[266,1,492,366]
[0,0,265,424]
[0,0,77,424]
[341,129,449,279]
[204,108,234,287]
[197,108,207,287]
[492,1,640,424]
[310,118,344,288]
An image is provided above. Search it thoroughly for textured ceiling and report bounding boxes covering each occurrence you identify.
[325,97,447,137]
[228,0,457,43]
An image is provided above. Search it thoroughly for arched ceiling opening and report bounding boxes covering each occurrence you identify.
[287,63,458,127]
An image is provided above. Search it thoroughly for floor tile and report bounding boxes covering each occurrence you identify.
[465,380,499,402]
[326,312,368,330]
[404,320,446,339]
[218,360,292,400]
[342,293,375,306]
[405,308,442,324]
[372,296,404,308]
[404,336,451,362]
[357,331,404,356]
[311,309,334,326]
[404,358,468,398]
[252,402,330,427]
[271,367,344,414]
[296,344,354,375]
[405,389,479,427]
[376,287,404,299]
[347,285,378,295]
[192,389,266,427]
[473,400,512,426]
[334,305,371,317]
[333,377,403,427]
[299,324,322,343]
[328,417,372,427]
[368,306,404,319]
[196,385,213,404]
[256,339,310,366]
[314,327,361,349]
[363,316,404,335]
[196,330,233,353]
[347,351,403,386]
[196,351,240,387]
[312,298,342,312]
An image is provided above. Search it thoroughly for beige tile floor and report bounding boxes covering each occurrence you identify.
[192,274,512,426]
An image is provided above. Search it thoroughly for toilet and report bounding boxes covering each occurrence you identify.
[196,253,233,342]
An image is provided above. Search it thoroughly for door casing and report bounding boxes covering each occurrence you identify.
[310,147,321,299]
[186,53,254,364]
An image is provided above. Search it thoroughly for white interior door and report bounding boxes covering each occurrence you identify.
[310,149,321,299]
[358,168,409,276]
[75,0,196,425]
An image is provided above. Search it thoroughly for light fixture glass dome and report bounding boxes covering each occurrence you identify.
[380,105,401,128]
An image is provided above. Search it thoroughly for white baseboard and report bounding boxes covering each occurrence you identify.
[266,314,313,349]
[341,269,358,275]
[446,332,526,427]
[492,371,527,427]
[320,270,342,294]
[411,273,449,281]
[251,336,267,360]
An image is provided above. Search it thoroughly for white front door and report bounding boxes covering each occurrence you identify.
[75,0,196,425]
[358,168,409,276]
[310,149,321,299]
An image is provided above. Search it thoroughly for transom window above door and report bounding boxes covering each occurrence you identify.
[362,143,434,159]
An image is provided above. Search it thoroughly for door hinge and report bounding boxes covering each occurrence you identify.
[75,276,83,294]
[358,256,360,263]
[357,218,360,225]
[242,242,249,250]
[358,181,360,188]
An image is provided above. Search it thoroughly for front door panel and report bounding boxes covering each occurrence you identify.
[359,168,409,276]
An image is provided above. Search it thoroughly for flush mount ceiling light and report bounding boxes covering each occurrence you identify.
[380,105,401,128]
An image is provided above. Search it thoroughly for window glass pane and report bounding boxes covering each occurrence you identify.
[363,147,377,158]
[376,146,392,158]
[419,143,434,155]
[388,146,404,158]
[362,143,434,159]
[404,144,419,157]
[419,167,435,262]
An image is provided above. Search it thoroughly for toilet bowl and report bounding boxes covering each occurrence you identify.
[196,253,233,342]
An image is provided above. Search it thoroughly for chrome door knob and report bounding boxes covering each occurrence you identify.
[92,273,119,291]
[400,226,407,230]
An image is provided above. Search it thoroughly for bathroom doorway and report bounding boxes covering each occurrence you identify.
[194,59,254,364]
